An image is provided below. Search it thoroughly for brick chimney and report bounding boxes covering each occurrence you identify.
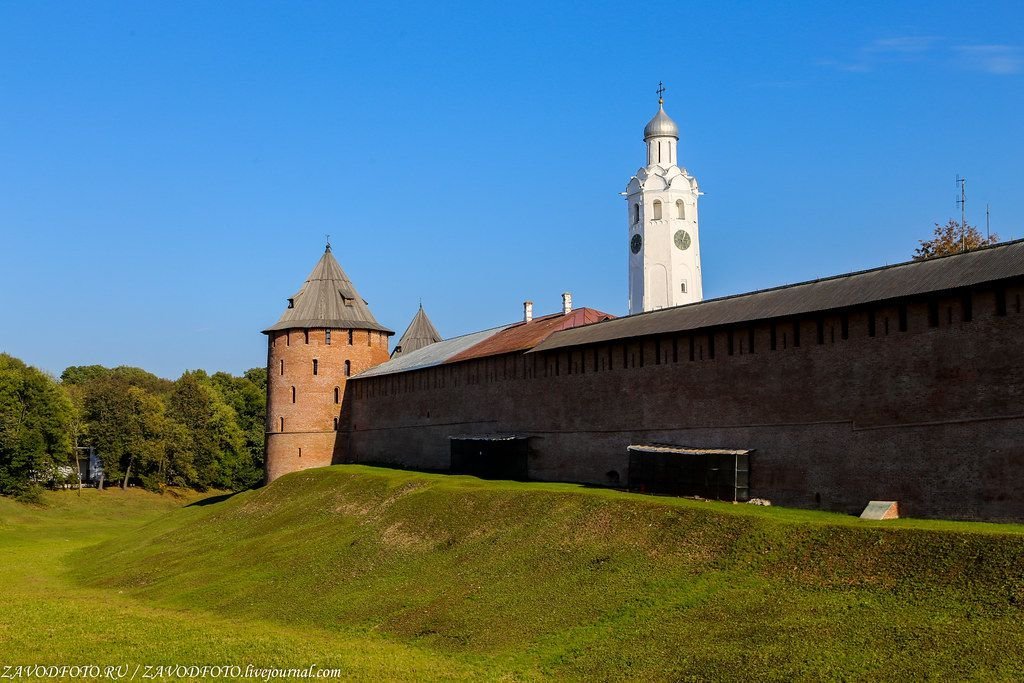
[562,292,572,315]
[523,301,533,323]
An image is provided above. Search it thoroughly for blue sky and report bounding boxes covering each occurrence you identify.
[1,1,1021,378]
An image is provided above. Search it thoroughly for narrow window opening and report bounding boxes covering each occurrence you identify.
[947,307,953,324]
[884,317,890,335]
[298,447,301,457]
[672,337,679,363]
[633,203,640,224]
[689,336,695,362]
[782,332,788,350]
[654,339,662,365]
[840,314,849,340]
[995,288,1007,316]
[279,417,284,432]
[748,327,755,353]
[639,344,645,367]
[898,304,908,332]
[792,321,801,347]
[280,359,284,375]
[928,301,939,327]
[333,417,338,431]
[676,199,685,220]
[312,359,318,375]
[348,329,353,345]
[652,200,662,220]
[325,329,332,345]
[707,333,715,359]
[680,281,688,294]
[286,332,290,346]
[868,311,876,337]
[962,293,973,322]
[287,298,294,309]
[304,330,309,344]
[816,319,825,345]
[830,326,835,344]
[770,323,777,351]
[368,331,372,346]
[727,331,735,356]
[334,386,340,403]
[291,386,296,403]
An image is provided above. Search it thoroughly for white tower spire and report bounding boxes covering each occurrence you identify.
[625,84,703,315]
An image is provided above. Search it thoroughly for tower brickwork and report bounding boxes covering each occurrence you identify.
[626,89,703,314]
[263,245,393,483]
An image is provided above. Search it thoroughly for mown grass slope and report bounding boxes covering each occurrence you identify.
[0,487,481,680]
[73,466,1024,680]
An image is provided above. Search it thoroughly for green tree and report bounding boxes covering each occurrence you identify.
[0,354,74,499]
[210,369,266,484]
[168,372,250,490]
[83,381,170,490]
[914,219,1000,261]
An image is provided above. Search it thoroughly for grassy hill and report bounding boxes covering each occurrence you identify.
[64,465,1024,680]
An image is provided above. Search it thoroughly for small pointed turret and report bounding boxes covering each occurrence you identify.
[391,304,443,358]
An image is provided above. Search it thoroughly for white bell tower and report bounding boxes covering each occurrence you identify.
[626,84,703,315]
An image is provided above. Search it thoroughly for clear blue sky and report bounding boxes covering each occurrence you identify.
[1,1,1021,379]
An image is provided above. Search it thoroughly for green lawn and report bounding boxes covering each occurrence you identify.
[4,466,1024,680]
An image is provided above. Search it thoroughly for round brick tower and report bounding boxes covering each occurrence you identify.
[262,243,393,483]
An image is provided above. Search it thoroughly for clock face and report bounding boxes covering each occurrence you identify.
[674,229,692,251]
[630,234,642,254]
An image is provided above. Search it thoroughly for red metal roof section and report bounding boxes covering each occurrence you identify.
[446,307,614,363]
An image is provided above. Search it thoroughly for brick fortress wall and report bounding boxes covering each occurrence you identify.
[265,327,389,482]
[344,280,1024,521]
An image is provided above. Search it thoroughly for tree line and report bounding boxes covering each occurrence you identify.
[0,353,265,500]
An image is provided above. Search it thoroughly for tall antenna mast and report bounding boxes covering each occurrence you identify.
[955,175,967,252]
[986,203,991,240]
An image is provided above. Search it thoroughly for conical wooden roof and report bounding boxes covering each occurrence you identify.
[391,305,442,358]
[263,246,393,334]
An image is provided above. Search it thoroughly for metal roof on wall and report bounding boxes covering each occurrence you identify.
[354,324,512,378]
[447,308,613,363]
[531,239,1024,354]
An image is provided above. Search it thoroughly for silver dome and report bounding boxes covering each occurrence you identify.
[643,104,679,140]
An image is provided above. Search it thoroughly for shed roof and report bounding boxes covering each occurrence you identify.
[263,246,393,334]
[628,444,753,456]
[532,239,1024,353]
[391,305,443,358]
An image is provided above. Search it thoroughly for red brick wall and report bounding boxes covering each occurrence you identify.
[346,281,1024,521]
[265,327,389,482]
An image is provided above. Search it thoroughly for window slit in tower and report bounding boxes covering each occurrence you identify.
[348,329,353,345]
[280,359,284,375]
[325,329,331,345]
[279,417,284,432]
[291,386,295,403]
[334,386,340,404]
[312,359,318,375]
[304,330,309,344]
